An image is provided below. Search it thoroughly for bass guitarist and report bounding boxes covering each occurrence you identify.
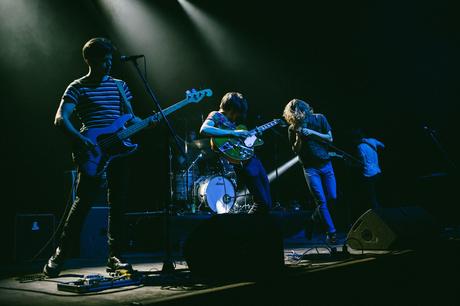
[200,92,272,214]
[44,38,138,277]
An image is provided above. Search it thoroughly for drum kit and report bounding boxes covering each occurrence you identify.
[173,138,252,214]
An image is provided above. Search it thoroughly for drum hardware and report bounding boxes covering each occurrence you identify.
[186,152,205,173]
[223,194,232,204]
[232,189,253,213]
[173,137,242,214]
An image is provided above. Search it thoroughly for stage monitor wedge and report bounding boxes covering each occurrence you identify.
[347,206,439,251]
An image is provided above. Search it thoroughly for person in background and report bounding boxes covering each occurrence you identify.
[352,129,385,214]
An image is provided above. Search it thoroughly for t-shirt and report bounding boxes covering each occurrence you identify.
[206,111,237,130]
[61,75,132,131]
[288,113,332,167]
[357,138,384,177]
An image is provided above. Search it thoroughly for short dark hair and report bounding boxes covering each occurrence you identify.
[82,37,115,61]
[220,92,248,115]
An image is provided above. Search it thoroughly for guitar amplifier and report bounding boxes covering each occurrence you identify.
[14,213,55,261]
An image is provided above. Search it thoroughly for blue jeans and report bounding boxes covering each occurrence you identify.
[235,157,272,209]
[303,161,337,233]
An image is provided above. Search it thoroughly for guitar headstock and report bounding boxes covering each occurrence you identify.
[273,118,287,127]
[186,88,213,103]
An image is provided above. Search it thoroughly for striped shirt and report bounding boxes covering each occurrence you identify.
[61,75,133,131]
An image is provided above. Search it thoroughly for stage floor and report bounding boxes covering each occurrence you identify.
[0,233,359,306]
[0,234,460,306]
[2,229,460,305]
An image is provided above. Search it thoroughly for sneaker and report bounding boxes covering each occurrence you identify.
[107,256,132,272]
[326,232,337,245]
[43,248,64,278]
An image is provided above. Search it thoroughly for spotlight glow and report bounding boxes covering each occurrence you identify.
[0,0,55,69]
[267,156,300,182]
[236,156,301,200]
[177,0,242,67]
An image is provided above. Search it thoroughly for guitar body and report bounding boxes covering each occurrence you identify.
[211,124,264,164]
[74,114,138,177]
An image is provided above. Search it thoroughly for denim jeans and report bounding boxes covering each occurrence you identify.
[303,161,337,233]
[235,157,272,209]
[56,158,129,260]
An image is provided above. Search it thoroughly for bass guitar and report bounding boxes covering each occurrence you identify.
[74,88,213,177]
[211,119,282,164]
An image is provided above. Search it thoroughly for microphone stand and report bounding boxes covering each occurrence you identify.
[127,57,185,273]
[424,127,457,172]
[270,128,284,209]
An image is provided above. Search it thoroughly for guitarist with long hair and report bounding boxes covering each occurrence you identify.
[200,92,272,214]
[44,38,139,277]
[283,99,337,244]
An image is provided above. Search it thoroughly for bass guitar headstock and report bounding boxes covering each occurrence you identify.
[186,88,213,103]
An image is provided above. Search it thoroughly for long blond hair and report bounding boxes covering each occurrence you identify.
[283,99,313,127]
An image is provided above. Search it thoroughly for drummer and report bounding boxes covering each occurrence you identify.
[200,92,272,214]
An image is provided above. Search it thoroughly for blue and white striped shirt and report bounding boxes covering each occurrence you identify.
[61,75,133,131]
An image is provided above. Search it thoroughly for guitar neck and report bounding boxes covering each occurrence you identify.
[249,120,279,134]
[118,98,189,140]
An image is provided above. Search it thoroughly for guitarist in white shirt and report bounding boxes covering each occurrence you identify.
[200,92,272,214]
[44,38,139,277]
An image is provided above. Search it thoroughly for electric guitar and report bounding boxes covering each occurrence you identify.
[211,119,282,164]
[74,89,213,177]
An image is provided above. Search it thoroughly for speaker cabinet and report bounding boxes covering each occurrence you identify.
[183,214,284,280]
[347,206,438,250]
[14,213,55,261]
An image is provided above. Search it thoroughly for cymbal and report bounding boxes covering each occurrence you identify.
[186,138,211,150]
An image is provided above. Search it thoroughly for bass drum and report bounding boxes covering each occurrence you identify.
[195,175,236,214]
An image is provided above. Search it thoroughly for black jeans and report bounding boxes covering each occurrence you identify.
[56,158,129,260]
[362,173,381,210]
[235,157,272,209]
[352,173,381,221]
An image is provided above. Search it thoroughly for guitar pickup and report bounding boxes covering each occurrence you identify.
[219,142,234,152]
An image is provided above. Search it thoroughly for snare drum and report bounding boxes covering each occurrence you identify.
[194,175,236,214]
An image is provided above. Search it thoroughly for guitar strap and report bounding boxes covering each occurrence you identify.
[114,79,133,115]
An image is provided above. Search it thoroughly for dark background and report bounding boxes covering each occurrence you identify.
[0,0,457,260]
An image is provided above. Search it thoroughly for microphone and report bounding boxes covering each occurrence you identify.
[120,54,145,62]
[423,125,436,133]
